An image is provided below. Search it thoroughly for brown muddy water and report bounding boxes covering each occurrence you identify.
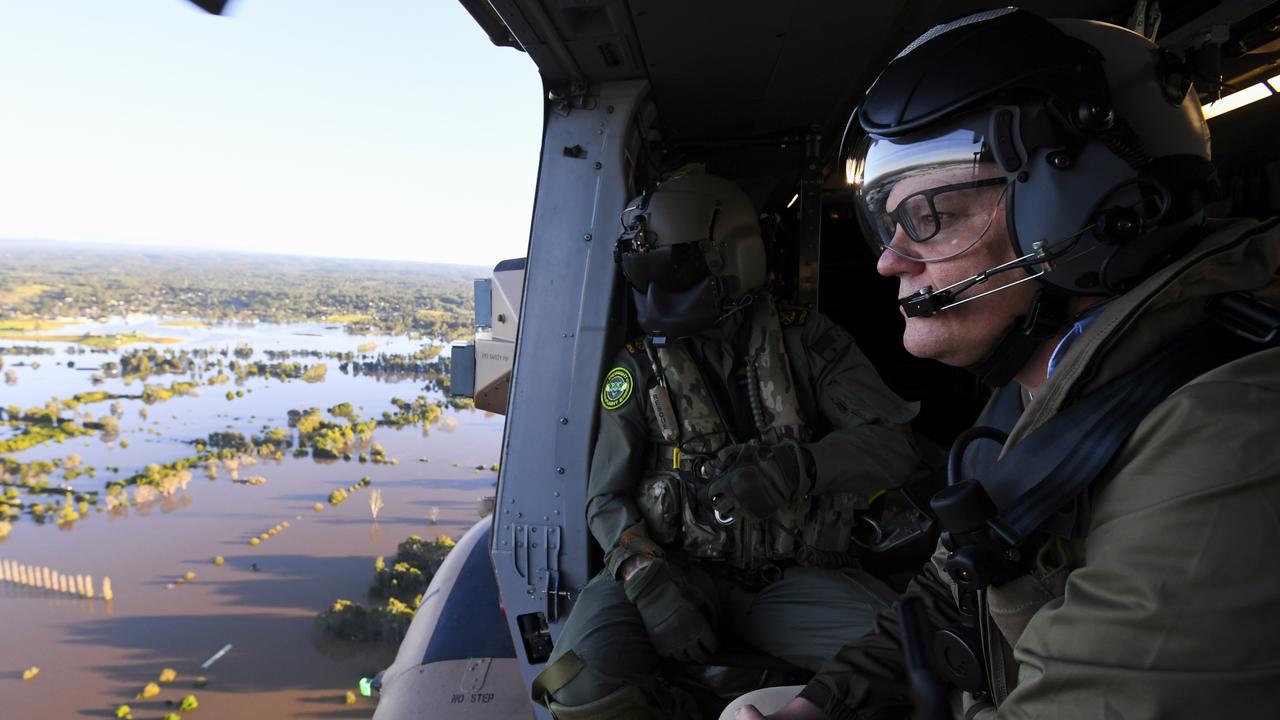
[0,318,504,718]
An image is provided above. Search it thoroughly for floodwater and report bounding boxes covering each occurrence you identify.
[0,318,504,719]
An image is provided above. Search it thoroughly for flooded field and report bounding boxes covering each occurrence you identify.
[0,317,503,718]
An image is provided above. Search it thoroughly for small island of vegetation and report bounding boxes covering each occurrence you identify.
[317,534,456,642]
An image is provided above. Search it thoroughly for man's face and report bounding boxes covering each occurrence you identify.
[875,165,1039,367]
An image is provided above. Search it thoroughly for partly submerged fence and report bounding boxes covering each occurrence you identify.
[0,559,113,600]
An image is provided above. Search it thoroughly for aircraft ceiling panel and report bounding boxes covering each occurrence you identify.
[735,5,908,141]
[627,0,1132,142]
[476,1,1138,137]
[471,0,1274,197]
[628,1,879,140]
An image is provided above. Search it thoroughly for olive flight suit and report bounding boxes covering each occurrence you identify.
[535,295,927,718]
[792,218,1280,720]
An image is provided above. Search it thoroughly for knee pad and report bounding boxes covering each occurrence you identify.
[547,685,665,720]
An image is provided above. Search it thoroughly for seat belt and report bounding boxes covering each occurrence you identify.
[934,293,1280,591]
[994,336,1234,540]
[920,295,1280,703]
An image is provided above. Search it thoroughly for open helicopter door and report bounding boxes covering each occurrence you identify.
[374,77,646,718]
[487,77,650,719]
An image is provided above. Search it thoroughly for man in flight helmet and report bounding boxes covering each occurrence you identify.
[529,170,930,719]
[731,8,1280,720]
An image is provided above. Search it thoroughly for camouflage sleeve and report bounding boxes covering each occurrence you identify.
[800,547,961,720]
[586,349,664,579]
[798,311,925,496]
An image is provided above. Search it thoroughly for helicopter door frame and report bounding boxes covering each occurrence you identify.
[491,78,649,715]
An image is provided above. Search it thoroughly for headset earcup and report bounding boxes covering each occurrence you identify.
[1011,140,1138,293]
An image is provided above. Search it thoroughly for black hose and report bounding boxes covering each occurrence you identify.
[947,426,1009,487]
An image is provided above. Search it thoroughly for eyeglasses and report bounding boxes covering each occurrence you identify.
[881,177,1007,244]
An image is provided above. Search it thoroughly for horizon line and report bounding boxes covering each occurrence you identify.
[0,236,514,270]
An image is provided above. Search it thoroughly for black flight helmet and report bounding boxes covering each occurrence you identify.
[615,172,767,339]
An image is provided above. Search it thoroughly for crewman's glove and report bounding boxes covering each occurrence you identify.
[622,557,718,663]
[705,440,811,522]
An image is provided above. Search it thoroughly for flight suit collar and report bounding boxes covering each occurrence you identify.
[1004,217,1280,451]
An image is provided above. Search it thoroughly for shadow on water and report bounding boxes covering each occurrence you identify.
[262,490,478,511]
[197,554,377,611]
[322,511,476,529]
[415,495,491,507]
[293,694,376,719]
[371,476,495,487]
[169,508,303,522]
[64,611,391,693]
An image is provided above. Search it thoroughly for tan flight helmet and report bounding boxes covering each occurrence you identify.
[616,171,766,337]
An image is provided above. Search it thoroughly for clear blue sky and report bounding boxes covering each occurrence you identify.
[0,0,543,267]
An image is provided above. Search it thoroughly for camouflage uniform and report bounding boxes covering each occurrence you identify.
[536,294,925,717]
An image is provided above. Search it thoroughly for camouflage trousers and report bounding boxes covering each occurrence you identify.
[538,559,895,717]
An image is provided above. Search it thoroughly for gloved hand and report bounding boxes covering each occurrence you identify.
[705,440,810,521]
[623,557,718,663]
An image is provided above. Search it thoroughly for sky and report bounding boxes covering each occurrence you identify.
[0,0,543,267]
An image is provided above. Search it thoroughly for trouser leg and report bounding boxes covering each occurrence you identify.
[734,565,896,671]
[546,686,667,720]
[533,569,699,718]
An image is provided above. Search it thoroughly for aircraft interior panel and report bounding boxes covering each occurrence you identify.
[433,3,1280,718]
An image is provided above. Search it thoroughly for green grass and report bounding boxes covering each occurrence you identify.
[0,332,181,347]
[157,320,211,328]
[0,316,72,332]
[323,313,372,324]
[0,285,54,305]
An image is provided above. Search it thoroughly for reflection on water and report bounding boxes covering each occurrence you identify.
[0,318,503,718]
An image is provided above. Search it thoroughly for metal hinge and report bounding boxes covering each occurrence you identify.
[548,83,597,117]
[511,523,572,621]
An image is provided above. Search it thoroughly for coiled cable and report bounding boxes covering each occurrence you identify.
[745,359,768,437]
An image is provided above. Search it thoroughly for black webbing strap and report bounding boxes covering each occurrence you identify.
[978,312,1278,547]
[530,650,585,707]
[679,338,746,445]
[966,288,1072,387]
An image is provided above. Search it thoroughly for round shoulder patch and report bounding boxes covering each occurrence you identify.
[600,367,634,411]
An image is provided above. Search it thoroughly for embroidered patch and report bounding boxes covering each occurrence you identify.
[812,324,853,363]
[600,367,634,411]
[778,309,809,327]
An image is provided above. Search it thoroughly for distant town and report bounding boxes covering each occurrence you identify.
[0,239,485,340]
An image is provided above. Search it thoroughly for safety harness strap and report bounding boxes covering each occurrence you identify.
[977,294,1280,546]
[966,288,1072,387]
[530,650,586,706]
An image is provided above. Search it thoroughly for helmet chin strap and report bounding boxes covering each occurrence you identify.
[715,291,756,325]
[965,286,1071,386]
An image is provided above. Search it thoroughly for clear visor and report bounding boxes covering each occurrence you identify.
[851,124,1008,263]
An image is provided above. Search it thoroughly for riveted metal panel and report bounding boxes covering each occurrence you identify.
[490,79,649,713]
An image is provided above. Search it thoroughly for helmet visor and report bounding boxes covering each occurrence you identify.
[619,242,711,293]
[852,123,1008,262]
